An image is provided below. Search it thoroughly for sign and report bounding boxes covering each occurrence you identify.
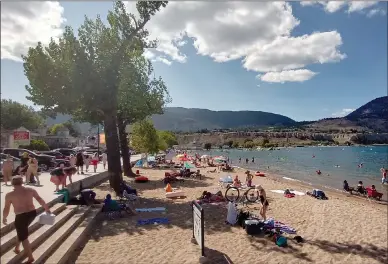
[13,130,30,146]
[99,134,105,144]
[192,201,205,257]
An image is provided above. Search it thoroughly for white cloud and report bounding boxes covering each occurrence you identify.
[367,8,387,17]
[332,108,355,117]
[300,1,382,15]
[1,2,65,62]
[260,69,317,83]
[126,2,345,83]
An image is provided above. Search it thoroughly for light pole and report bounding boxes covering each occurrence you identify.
[97,124,100,155]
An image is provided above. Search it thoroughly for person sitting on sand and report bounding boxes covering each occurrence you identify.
[343,180,354,194]
[356,181,366,195]
[207,168,217,173]
[233,175,241,188]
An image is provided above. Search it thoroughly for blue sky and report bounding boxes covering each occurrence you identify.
[1,1,387,121]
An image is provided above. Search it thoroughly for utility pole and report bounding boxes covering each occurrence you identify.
[97,124,100,155]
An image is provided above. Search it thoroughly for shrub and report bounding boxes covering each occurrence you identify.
[19,139,50,151]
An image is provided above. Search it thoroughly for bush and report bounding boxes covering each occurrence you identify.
[19,139,50,151]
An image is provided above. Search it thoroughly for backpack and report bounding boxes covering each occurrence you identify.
[237,211,250,227]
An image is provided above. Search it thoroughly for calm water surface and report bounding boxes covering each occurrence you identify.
[191,146,388,192]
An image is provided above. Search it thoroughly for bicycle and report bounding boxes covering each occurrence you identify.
[224,185,259,205]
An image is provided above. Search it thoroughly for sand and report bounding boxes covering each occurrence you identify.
[71,167,388,264]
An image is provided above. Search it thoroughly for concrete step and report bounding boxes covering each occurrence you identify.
[0,196,64,237]
[1,205,78,264]
[0,203,67,256]
[39,208,100,264]
[28,206,93,264]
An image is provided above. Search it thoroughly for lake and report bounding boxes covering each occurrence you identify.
[190,146,388,192]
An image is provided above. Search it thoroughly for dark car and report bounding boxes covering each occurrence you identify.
[53,148,76,158]
[40,151,66,159]
[2,148,57,171]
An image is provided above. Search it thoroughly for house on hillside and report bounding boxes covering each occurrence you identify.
[36,127,77,148]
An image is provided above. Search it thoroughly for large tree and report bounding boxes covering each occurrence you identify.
[117,53,170,177]
[131,119,160,155]
[22,1,167,194]
[1,99,44,131]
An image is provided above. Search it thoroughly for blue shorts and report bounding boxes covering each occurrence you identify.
[382,178,387,184]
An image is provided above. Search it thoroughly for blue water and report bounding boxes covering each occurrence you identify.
[193,146,388,192]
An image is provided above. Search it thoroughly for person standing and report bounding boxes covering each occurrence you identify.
[2,176,51,263]
[75,151,84,175]
[256,185,269,221]
[101,152,108,170]
[19,152,29,181]
[91,153,99,173]
[2,154,14,185]
[69,154,76,167]
[27,155,39,185]
[381,168,387,184]
[84,154,91,172]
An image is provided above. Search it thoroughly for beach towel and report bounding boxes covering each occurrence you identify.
[270,190,305,196]
[184,162,195,169]
[137,218,170,225]
[135,207,166,212]
[264,218,296,234]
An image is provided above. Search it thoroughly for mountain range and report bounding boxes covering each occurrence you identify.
[45,96,388,134]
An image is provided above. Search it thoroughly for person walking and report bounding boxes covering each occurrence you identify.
[84,154,91,172]
[102,152,108,170]
[91,153,99,173]
[27,155,39,185]
[19,152,29,181]
[2,176,50,263]
[69,154,76,167]
[75,151,84,175]
[2,154,14,185]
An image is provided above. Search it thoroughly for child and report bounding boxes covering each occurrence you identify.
[2,154,14,185]
[233,175,241,188]
[50,164,66,192]
[102,152,108,169]
[91,153,99,173]
[245,170,253,187]
[84,154,91,172]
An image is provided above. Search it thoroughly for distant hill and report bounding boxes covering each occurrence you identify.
[43,96,388,133]
[308,96,388,132]
[151,107,296,131]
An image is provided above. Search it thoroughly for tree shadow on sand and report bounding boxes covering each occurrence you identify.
[307,240,388,264]
[94,177,213,193]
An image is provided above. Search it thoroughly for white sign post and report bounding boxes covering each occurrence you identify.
[191,201,207,262]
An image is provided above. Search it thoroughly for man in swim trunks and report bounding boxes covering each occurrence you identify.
[2,176,50,263]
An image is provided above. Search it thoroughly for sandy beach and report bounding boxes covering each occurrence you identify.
[71,166,388,264]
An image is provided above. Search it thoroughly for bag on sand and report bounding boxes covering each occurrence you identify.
[39,212,56,225]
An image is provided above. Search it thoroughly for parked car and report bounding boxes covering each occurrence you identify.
[40,151,66,159]
[2,148,57,171]
[53,148,76,158]
[0,154,22,177]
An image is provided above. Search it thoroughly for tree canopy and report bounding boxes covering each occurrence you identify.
[157,130,178,148]
[1,99,44,131]
[130,119,160,154]
[48,121,80,137]
[22,1,168,193]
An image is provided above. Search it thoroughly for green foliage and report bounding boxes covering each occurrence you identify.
[226,140,234,148]
[1,99,44,131]
[131,119,160,154]
[157,131,178,148]
[243,140,255,149]
[22,1,167,124]
[232,141,240,148]
[204,143,212,150]
[48,122,79,137]
[261,138,270,147]
[19,139,50,151]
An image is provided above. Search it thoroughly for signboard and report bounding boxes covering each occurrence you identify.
[13,130,30,146]
[192,201,205,257]
[99,134,105,144]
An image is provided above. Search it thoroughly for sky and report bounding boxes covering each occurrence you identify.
[1,1,387,121]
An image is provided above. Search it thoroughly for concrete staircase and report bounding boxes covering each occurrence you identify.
[0,203,100,264]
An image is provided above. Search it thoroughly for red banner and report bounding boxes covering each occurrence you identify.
[13,131,30,140]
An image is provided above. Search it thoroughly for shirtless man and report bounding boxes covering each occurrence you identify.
[2,176,50,263]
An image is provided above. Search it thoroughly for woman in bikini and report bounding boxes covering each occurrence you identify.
[256,185,269,221]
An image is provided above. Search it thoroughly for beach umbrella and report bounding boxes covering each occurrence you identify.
[214,156,227,161]
[176,154,184,158]
[184,162,195,169]
[178,156,189,161]
[200,154,209,159]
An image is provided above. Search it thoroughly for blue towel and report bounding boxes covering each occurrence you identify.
[135,207,166,212]
[137,218,170,225]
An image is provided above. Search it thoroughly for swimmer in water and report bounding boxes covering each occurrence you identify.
[316,170,321,175]
[312,155,315,158]
[358,163,363,168]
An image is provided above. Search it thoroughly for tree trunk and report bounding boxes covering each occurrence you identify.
[104,111,122,195]
[117,119,136,177]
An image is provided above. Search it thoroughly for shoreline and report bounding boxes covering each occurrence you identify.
[232,165,388,206]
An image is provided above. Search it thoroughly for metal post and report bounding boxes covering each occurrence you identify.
[97,124,100,155]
